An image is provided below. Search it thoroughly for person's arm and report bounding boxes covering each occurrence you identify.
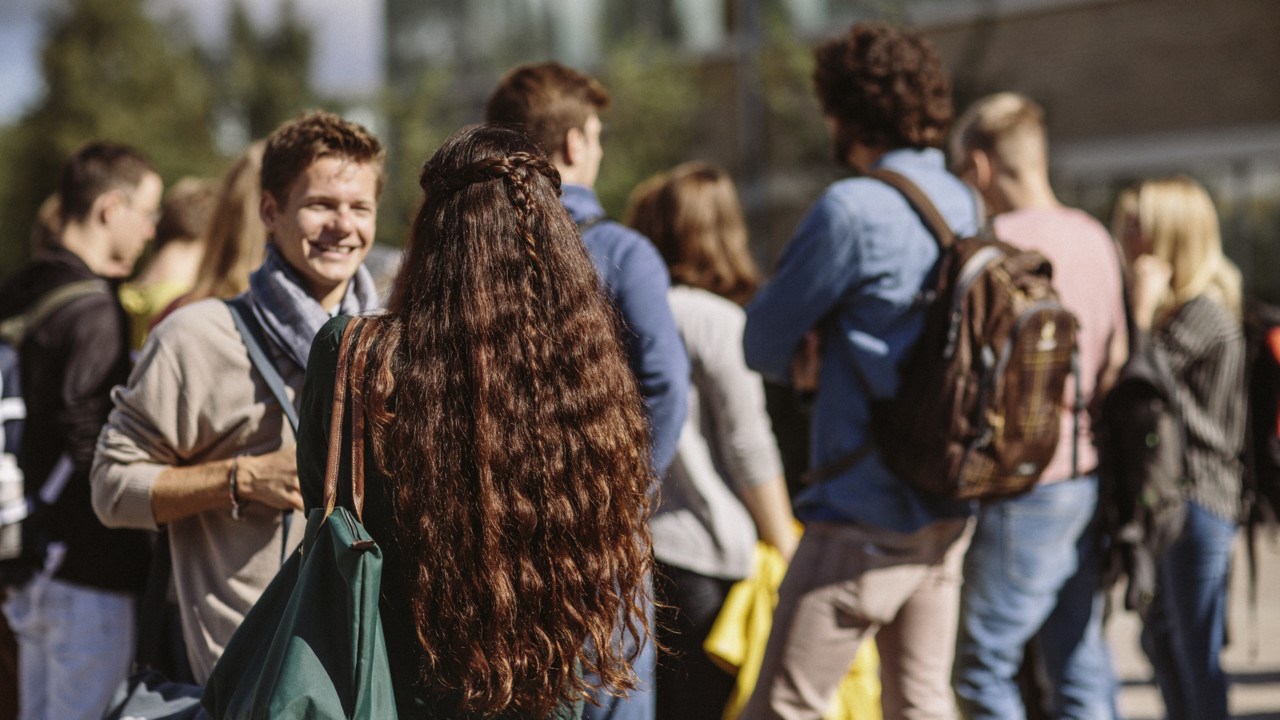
[688,296,797,560]
[1094,242,1131,405]
[739,477,797,563]
[60,297,130,480]
[610,237,690,476]
[743,190,861,385]
[92,319,301,529]
[149,447,301,525]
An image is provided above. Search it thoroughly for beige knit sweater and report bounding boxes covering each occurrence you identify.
[91,298,305,684]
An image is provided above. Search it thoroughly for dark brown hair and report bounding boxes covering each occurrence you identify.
[625,162,760,305]
[153,177,218,250]
[812,22,953,161]
[58,141,157,224]
[259,110,385,206]
[484,62,611,159]
[357,124,653,717]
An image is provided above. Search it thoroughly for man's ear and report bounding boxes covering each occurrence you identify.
[561,127,585,168]
[969,149,995,191]
[259,191,279,230]
[94,189,126,227]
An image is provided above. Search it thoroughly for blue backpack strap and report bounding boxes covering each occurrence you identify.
[224,298,299,433]
[223,297,297,563]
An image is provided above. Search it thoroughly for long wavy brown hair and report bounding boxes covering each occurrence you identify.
[355,124,654,717]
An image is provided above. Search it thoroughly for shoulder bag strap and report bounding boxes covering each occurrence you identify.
[224,298,300,433]
[223,297,298,563]
[865,168,956,250]
[324,318,367,521]
[0,279,108,346]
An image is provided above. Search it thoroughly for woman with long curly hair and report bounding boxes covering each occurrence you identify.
[1114,176,1245,720]
[296,124,654,719]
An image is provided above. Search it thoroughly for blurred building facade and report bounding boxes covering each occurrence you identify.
[380,0,1280,297]
[913,0,1280,298]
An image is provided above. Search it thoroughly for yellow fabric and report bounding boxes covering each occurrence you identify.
[704,538,882,720]
[119,280,190,350]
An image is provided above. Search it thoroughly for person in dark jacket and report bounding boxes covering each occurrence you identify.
[0,141,161,720]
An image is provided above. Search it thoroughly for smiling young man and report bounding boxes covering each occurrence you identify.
[91,111,384,683]
[0,142,161,720]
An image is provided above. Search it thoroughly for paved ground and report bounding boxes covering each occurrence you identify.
[1109,532,1280,719]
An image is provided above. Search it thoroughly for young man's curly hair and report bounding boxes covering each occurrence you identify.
[812,22,953,163]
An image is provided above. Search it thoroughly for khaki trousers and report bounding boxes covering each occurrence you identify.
[741,517,973,720]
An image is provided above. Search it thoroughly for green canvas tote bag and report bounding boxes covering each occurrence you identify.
[203,317,397,719]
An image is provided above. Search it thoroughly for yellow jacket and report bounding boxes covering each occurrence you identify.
[703,540,882,720]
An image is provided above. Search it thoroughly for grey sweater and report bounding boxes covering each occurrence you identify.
[90,298,305,683]
[653,286,784,580]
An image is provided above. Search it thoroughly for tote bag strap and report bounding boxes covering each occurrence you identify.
[324,317,369,521]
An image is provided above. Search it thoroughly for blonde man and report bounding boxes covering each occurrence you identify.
[950,92,1126,719]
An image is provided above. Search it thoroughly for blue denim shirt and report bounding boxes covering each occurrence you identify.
[744,148,981,533]
[561,184,690,476]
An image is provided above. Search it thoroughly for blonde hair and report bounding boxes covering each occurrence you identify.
[950,92,1048,179]
[182,141,268,305]
[624,162,759,305]
[1118,175,1242,321]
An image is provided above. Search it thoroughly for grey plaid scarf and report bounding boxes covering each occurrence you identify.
[248,244,381,371]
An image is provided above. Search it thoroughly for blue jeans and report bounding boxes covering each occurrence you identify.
[2,575,136,720]
[954,475,1118,719]
[1140,501,1236,720]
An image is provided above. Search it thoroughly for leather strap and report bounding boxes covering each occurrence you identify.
[348,324,370,522]
[324,318,365,520]
[865,168,956,250]
[800,169,954,488]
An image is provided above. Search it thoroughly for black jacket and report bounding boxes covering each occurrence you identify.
[0,247,149,593]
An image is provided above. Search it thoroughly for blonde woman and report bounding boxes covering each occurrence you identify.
[1115,175,1245,720]
[627,162,797,720]
[149,142,268,328]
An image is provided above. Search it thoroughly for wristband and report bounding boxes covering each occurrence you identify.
[228,455,245,521]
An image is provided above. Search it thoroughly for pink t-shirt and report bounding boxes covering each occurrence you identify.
[994,206,1126,483]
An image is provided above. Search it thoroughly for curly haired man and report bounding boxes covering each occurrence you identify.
[742,23,981,719]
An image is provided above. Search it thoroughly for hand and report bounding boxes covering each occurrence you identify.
[1131,254,1172,331]
[790,331,822,392]
[236,445,303,512]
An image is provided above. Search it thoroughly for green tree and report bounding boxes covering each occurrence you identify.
[217,0,315,142]
[0,0,219,275]
[377,67,469,247]
[595,41,703,216]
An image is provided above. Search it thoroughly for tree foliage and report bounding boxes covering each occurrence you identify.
[0,0,220,274]
[595,41,704,217]
[0,0,320,277]
[217,0,315,143]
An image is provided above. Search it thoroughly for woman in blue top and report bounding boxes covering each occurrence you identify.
[299,125,655,718]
